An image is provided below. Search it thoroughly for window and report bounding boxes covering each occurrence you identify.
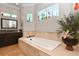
[26,13,33,22]
[11,14,17,18]
[38,10,46,21]
[1,12,17,18]
[38,4,59,21]
[2,12,10,17]
[52,4,59,16]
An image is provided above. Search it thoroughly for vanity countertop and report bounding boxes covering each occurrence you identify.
[0,32,20,34]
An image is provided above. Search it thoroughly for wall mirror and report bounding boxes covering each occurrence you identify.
[1,18,18,29]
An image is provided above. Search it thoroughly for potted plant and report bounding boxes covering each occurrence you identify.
[58,13,79,51]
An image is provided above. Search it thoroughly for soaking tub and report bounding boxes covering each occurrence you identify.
[19,37,62,56]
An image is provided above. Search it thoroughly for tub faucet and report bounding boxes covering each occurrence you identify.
[26,35,35,38]
[30,38,32,40]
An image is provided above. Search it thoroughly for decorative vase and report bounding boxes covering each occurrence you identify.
[62,37,78,51]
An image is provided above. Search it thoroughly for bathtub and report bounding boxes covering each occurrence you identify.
[20,37,62,52]
[19,37,78,56]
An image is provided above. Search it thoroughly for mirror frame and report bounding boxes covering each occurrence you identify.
[1,18,18,29]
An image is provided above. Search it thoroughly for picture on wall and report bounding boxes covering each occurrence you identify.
[74,3,79,10]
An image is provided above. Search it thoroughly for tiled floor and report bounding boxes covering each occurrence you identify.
[0,44,25,56]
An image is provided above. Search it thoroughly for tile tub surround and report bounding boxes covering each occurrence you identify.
[23,32,61,41]
[19,37,79,56]
[19,38,50,56]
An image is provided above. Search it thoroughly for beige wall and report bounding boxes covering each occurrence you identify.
[22,3,73,41]
[35,3,73,32]
[22,3,73,32]
[21,5,35,33]
[23,31,61,41]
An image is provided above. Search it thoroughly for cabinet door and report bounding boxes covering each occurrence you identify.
[3,35,12,46]
[0,32,22,47]
[0,36,5,47]
[4,35,17,45]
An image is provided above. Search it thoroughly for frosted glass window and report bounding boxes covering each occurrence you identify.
[38,11,42,21]
[38,4,59,21]
[38,9,47,21]
[26,13,33,22]
[52,4,59,16]
[47,8,53,17]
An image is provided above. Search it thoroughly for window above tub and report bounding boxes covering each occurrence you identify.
[38,4,59,22]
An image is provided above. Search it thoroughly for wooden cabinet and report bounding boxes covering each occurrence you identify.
[0,31,22,47]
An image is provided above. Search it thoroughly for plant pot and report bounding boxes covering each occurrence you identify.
[66,45,73,51]
[62,37,78,51]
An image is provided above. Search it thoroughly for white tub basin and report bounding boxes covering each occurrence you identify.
[26,37,62,51]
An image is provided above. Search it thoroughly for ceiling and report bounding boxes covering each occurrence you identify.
[22,3,37,6]
[8,3,21,8]
[8,3,38,8]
